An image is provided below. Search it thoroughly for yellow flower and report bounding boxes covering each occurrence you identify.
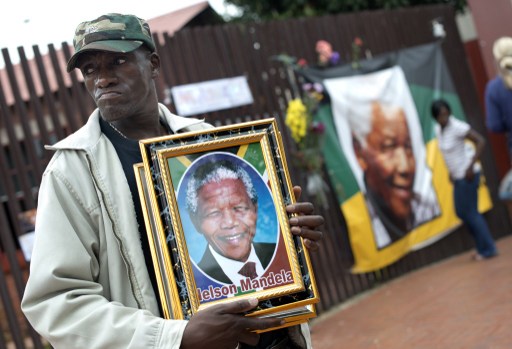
[285,98,308,143]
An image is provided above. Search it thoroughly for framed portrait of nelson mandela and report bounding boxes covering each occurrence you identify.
[135,118,319,331]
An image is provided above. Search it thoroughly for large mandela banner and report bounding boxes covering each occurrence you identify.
[300,42,493,272]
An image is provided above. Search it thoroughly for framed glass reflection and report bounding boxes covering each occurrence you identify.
[136,118,319,328]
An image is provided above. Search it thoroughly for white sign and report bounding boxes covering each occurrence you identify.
[170,76,254,116]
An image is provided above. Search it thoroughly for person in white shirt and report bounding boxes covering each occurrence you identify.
[431,99,498,260]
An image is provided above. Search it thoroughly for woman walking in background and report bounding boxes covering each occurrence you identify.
[431,99,498,261]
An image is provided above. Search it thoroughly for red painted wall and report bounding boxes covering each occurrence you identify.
[464,39,510,179]
[467,0,512,78]
[466,0,512,179]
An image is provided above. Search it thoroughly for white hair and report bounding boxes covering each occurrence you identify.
[346,100,406,148]
[345,102,372,148]
[185,160,257,214]
[493,36,512,61]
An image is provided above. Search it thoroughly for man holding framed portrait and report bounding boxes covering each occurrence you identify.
[21,13,323,349]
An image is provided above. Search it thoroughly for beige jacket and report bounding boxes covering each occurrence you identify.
[21,104,312,349]
[22,104,210,348]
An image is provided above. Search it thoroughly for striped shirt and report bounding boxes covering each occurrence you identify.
[435,116,480,179]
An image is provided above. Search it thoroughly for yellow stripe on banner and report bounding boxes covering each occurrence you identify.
[343,192,411,273]
[345,139,493,273]
[477,171,493,213]
[237,144,248,158]
[176,156,192,168]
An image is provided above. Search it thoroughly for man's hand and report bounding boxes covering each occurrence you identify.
[180,298,283,349]
[286,186,324,251]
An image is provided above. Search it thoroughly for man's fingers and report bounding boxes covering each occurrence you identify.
[218,298,259,315]
[213,299,286,331]
[292,186,302,201]
[286,202,315,215]
[291,225,323,247]
[287,186,324,253]
[182,298,283,349]
[303,238,320,251]
[289,214,325,228]
[291,225,323,239]
[243,316,284,333]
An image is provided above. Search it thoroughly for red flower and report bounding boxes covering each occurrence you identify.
[310,121,325,134]
[297,58,308,67]
[354,37,363,46]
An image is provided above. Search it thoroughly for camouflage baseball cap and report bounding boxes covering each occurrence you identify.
[66,13,156,72]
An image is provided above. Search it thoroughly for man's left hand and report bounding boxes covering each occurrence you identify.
[286,186,324,251]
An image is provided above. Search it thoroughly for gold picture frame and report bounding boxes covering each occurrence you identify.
[135,118,319,330]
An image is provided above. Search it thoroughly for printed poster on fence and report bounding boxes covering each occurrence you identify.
[301,42,493,272]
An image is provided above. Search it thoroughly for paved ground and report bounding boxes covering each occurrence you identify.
[4,237,510,348]
[310,235,512,349]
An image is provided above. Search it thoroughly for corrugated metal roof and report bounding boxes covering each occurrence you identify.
[149,1,210,44]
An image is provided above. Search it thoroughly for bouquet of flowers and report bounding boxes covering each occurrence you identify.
[272,54,330,208]
[285,82,325,172]
[285,81,330,209]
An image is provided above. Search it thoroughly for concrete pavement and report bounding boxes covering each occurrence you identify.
[310,235,512,349]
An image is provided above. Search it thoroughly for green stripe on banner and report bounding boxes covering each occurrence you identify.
[408,84,467,144]
[316,104,360,201]
[244,143,267,175]
[168,143,266,191]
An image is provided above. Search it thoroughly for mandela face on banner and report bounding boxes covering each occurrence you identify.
[324,66,441,250]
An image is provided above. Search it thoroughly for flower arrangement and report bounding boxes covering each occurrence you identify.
[285,82,326,173]
[272,53,330,208]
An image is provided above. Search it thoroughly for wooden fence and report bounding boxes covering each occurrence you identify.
[0,4,510,348]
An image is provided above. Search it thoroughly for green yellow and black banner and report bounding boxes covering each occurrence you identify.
[300,42,492,272]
